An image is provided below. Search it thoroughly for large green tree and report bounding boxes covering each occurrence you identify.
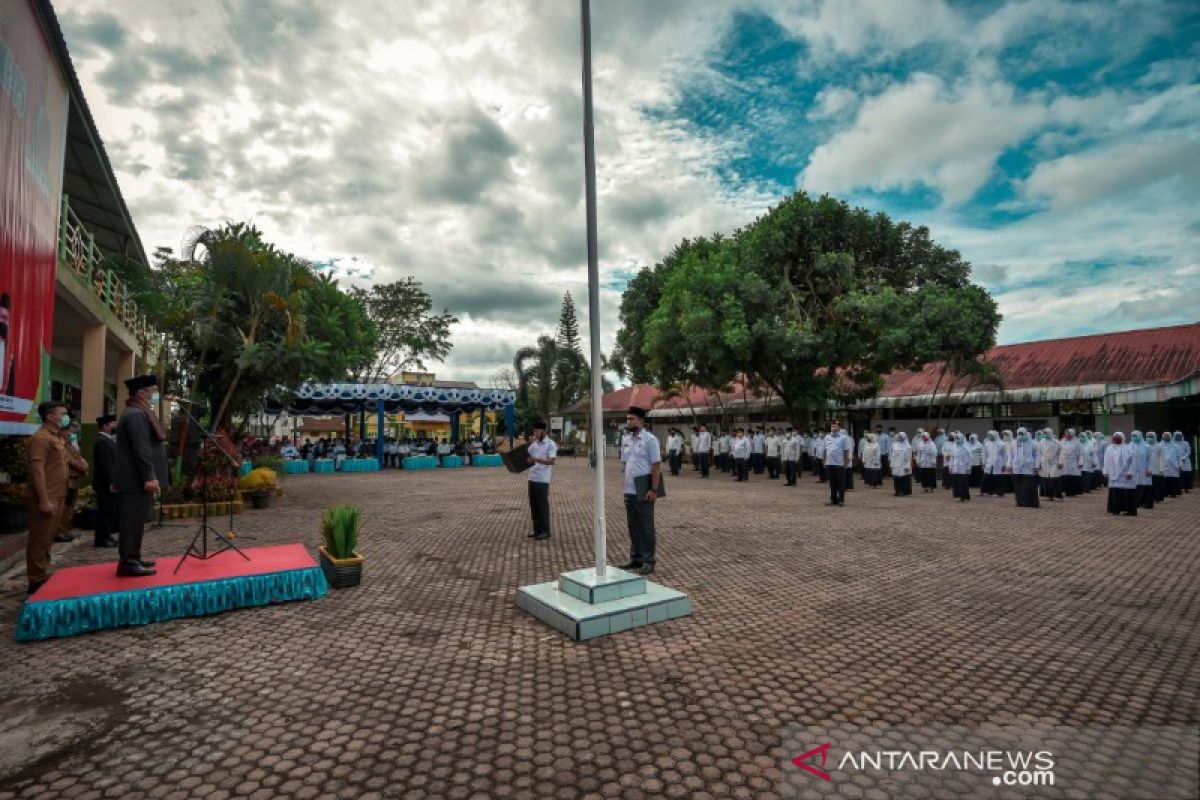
[349,278,457,384]
[616,192,1001,425]
[147,223,378,430]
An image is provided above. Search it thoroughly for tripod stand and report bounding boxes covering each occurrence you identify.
[175,404,250,574]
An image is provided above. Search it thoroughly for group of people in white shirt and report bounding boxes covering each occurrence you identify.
[660,422,1194,513]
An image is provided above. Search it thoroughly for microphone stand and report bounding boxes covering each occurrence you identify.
[174,402,250,574]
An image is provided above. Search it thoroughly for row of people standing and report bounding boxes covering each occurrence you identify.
[659,422,1193,513]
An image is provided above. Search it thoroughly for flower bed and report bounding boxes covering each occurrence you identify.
[159,500,244,519]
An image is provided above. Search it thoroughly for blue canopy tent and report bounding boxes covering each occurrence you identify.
[270,383,516,467]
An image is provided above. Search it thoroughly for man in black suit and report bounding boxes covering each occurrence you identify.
[92,414,119,548]
[114,375,170,577]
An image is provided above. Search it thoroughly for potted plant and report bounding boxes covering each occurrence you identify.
[0,482,28,534]
[318,504,362,588]
[74,486,98,531]
[238,467,277,509]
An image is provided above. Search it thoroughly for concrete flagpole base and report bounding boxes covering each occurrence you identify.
[516,567,691,641]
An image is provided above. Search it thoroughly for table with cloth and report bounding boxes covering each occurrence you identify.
[472,454,503,467]
[313,459,335,474]
[403,456,439,470]
[283,460,310,475]
[341,458,380,473]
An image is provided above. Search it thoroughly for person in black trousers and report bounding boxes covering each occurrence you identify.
[525,421,557,540]
[114,375,170,577]
[92,414,119,547]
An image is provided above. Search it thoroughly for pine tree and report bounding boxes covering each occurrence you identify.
[555,292,582,357]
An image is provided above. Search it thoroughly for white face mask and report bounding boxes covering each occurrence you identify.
[149,392,161,407]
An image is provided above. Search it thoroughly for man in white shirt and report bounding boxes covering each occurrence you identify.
[765,428,782,479]
[783,428,801,486]
[619,407,661,575]
[876,425,892,476]
[718,432,731,473]
[751,429,766,475]
[666,428,683,477]
[823,420,853,506]
[695,424,712,478]
[731,428,751,482]
[526,420,557,540]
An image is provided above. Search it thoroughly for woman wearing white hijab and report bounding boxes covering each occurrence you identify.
[861,433,882,487]
[1160,432,1182,498]
[967,433,984,488]
[1093,433,1109,489]
[1038,429,1062,500]
[1147,432,1166,501]
[1175,432,1193,493]
[1059,429,1083,497]
[915,432,938,492]
[1103,432,1138,516]
[949,433,973,501]
[1131,431,1154,509]
[891,432,913,496]
[1079,432,1096,492]
[981,431,1005,497]
[1008,427,1040,508]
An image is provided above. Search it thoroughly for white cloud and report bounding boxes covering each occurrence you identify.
[800,73,1045,205]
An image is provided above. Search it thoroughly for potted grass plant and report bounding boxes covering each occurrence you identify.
[319,504,363,588]
[238,467,277,509]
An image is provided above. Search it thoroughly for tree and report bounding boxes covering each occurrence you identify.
[144,222,379,430]
[619,192,1001,425]
[349,278,457,384]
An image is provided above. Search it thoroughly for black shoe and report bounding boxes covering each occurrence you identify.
[825,502,838,506]
[53,532,78,543]
[532,534,550,540]
[94,538,118,548]
[639,564,655,575]
[116,564,157,577]
[618,561,641,570]
[527,532,539,538]
[26,579,47,596]
[140,559,157,568]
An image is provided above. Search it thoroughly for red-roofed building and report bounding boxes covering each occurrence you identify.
[566,322,1200,448]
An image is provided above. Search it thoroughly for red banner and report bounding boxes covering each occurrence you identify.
[0,0,68,431]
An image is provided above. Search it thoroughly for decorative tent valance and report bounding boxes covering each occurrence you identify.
[271,383,516,416]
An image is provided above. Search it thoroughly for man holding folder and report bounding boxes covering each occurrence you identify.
[619,406,662,576]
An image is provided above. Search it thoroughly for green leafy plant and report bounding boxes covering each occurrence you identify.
[0,437,29,483]
[0,482,27,509]
[320,504,360,559]
[252,454,284,473]
[238,467,277,494]
[76,486,98,511]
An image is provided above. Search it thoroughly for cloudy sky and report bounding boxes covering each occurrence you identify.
[58,0,1199,386]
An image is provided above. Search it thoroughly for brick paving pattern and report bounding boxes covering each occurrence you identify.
[0,459,1196,799]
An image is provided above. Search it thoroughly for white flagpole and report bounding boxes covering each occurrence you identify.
[580,0,606,577]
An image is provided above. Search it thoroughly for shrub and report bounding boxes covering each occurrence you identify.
[0,482,27,509]
[239,467,277,494]
[252,454,284,473]
[0,437,29,483]
[321,504,360,558]
[187,475,240,502]
[76,486,98,510]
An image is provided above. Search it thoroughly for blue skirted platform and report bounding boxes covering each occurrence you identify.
[472,454,504,467]
[17,544,327,642]
[441,455,464,468]
[340,458,380,473]
[314,459,335,474]
[283,460,310,474]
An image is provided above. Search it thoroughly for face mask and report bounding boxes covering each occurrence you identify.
[69,433,79,444]
[150,392,161,407]
[57,414,71,429]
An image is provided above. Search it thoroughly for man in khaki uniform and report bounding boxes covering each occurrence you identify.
[56,419,89,542]
[25,402,72,595]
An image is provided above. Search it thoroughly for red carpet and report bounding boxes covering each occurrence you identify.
[31,543,317,602]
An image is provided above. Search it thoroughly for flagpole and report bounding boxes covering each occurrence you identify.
[580,0,606,577]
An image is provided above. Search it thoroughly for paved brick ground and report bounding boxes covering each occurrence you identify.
[0,459,1196,799]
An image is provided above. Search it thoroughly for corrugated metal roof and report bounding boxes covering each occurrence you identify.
[881,322,1200,398]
